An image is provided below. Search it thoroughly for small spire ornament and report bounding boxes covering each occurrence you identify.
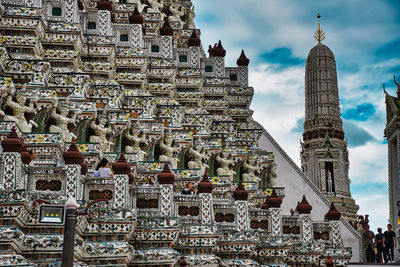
[314,13,326,44]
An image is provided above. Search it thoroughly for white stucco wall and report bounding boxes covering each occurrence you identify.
[256,124,361,263]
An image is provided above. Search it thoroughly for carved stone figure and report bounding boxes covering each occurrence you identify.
[267,162,278,187]
[0,90,7,118]
[168,2,184,27]
[49,103,78,142]
[3,92,37,132]
[242,155,260,182]
[159,132,178,169]
[125,123,147,161]
[187,139,208,174]
[147,0,163,14]
[216,147,235,177]
[326,171,333,193]
[89,115,113,152]
[186,6,195,29]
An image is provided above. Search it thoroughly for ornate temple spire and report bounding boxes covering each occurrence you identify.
[301,15,359,223]
[314,14,326,44]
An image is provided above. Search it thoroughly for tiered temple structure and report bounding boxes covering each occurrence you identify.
[0,1,361,266]
[300,20,359,225]
[384,76,400,261]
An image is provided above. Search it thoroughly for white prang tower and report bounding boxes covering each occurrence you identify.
[300,16,359,224]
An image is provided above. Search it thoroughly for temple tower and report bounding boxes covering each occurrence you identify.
[384,77,400,235]
[301,16,359,223]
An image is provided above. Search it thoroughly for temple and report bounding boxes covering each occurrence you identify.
[300,17,359,224]
[384,76,400,261]
[0,0,361,266]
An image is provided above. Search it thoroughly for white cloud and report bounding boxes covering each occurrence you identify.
[250,64,304,102]
[349,142,387,184]
[249,64,305,165]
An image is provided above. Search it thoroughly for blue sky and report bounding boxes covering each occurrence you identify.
[193,0,400,231]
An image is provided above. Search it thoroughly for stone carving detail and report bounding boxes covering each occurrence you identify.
[147,0,164,14]
[124,123,147,161]
[216,147,235,178]
[3,92,37,132]
[159,133,178,169]
[242,155,260,182]
[89,115,113,152]
[49,104,78,142]
[186,6,195,29]
[187,139,207,174]
[267,162,278,187]
[168,2,184,27]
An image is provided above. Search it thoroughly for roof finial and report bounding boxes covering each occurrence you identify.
[394,75,400,98]
[314,13,326,44]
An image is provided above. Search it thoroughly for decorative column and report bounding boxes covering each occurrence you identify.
[129,7,144,49]
[158,163,175,217]
[296,195,313,243]
[233,182,249,231]
[64,0,79,24]
[62,197,78,267]
[63,141,86,200]
[188,31,201,68]
[325,203,343,247]
[213,40,226,78]
[0,127,23,190]
[237,50,249,87]
[267,190,283,237]
[197,172,214,225]
[96,1,114,36]
[160,20,173,59]
[112,153,133,209]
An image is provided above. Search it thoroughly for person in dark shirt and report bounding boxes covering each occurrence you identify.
[375,228,385,263]
[181,182,195,195]
[383,224,397,263]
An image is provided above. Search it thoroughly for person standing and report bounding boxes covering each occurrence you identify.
[375,228,385,263]
[181,182,195,195]
[98,158,113,177]
[384,224,397,263]
[147,176,156,186]
[362,225,376,263]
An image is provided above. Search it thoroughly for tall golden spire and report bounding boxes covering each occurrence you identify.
[314,13,326,44]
